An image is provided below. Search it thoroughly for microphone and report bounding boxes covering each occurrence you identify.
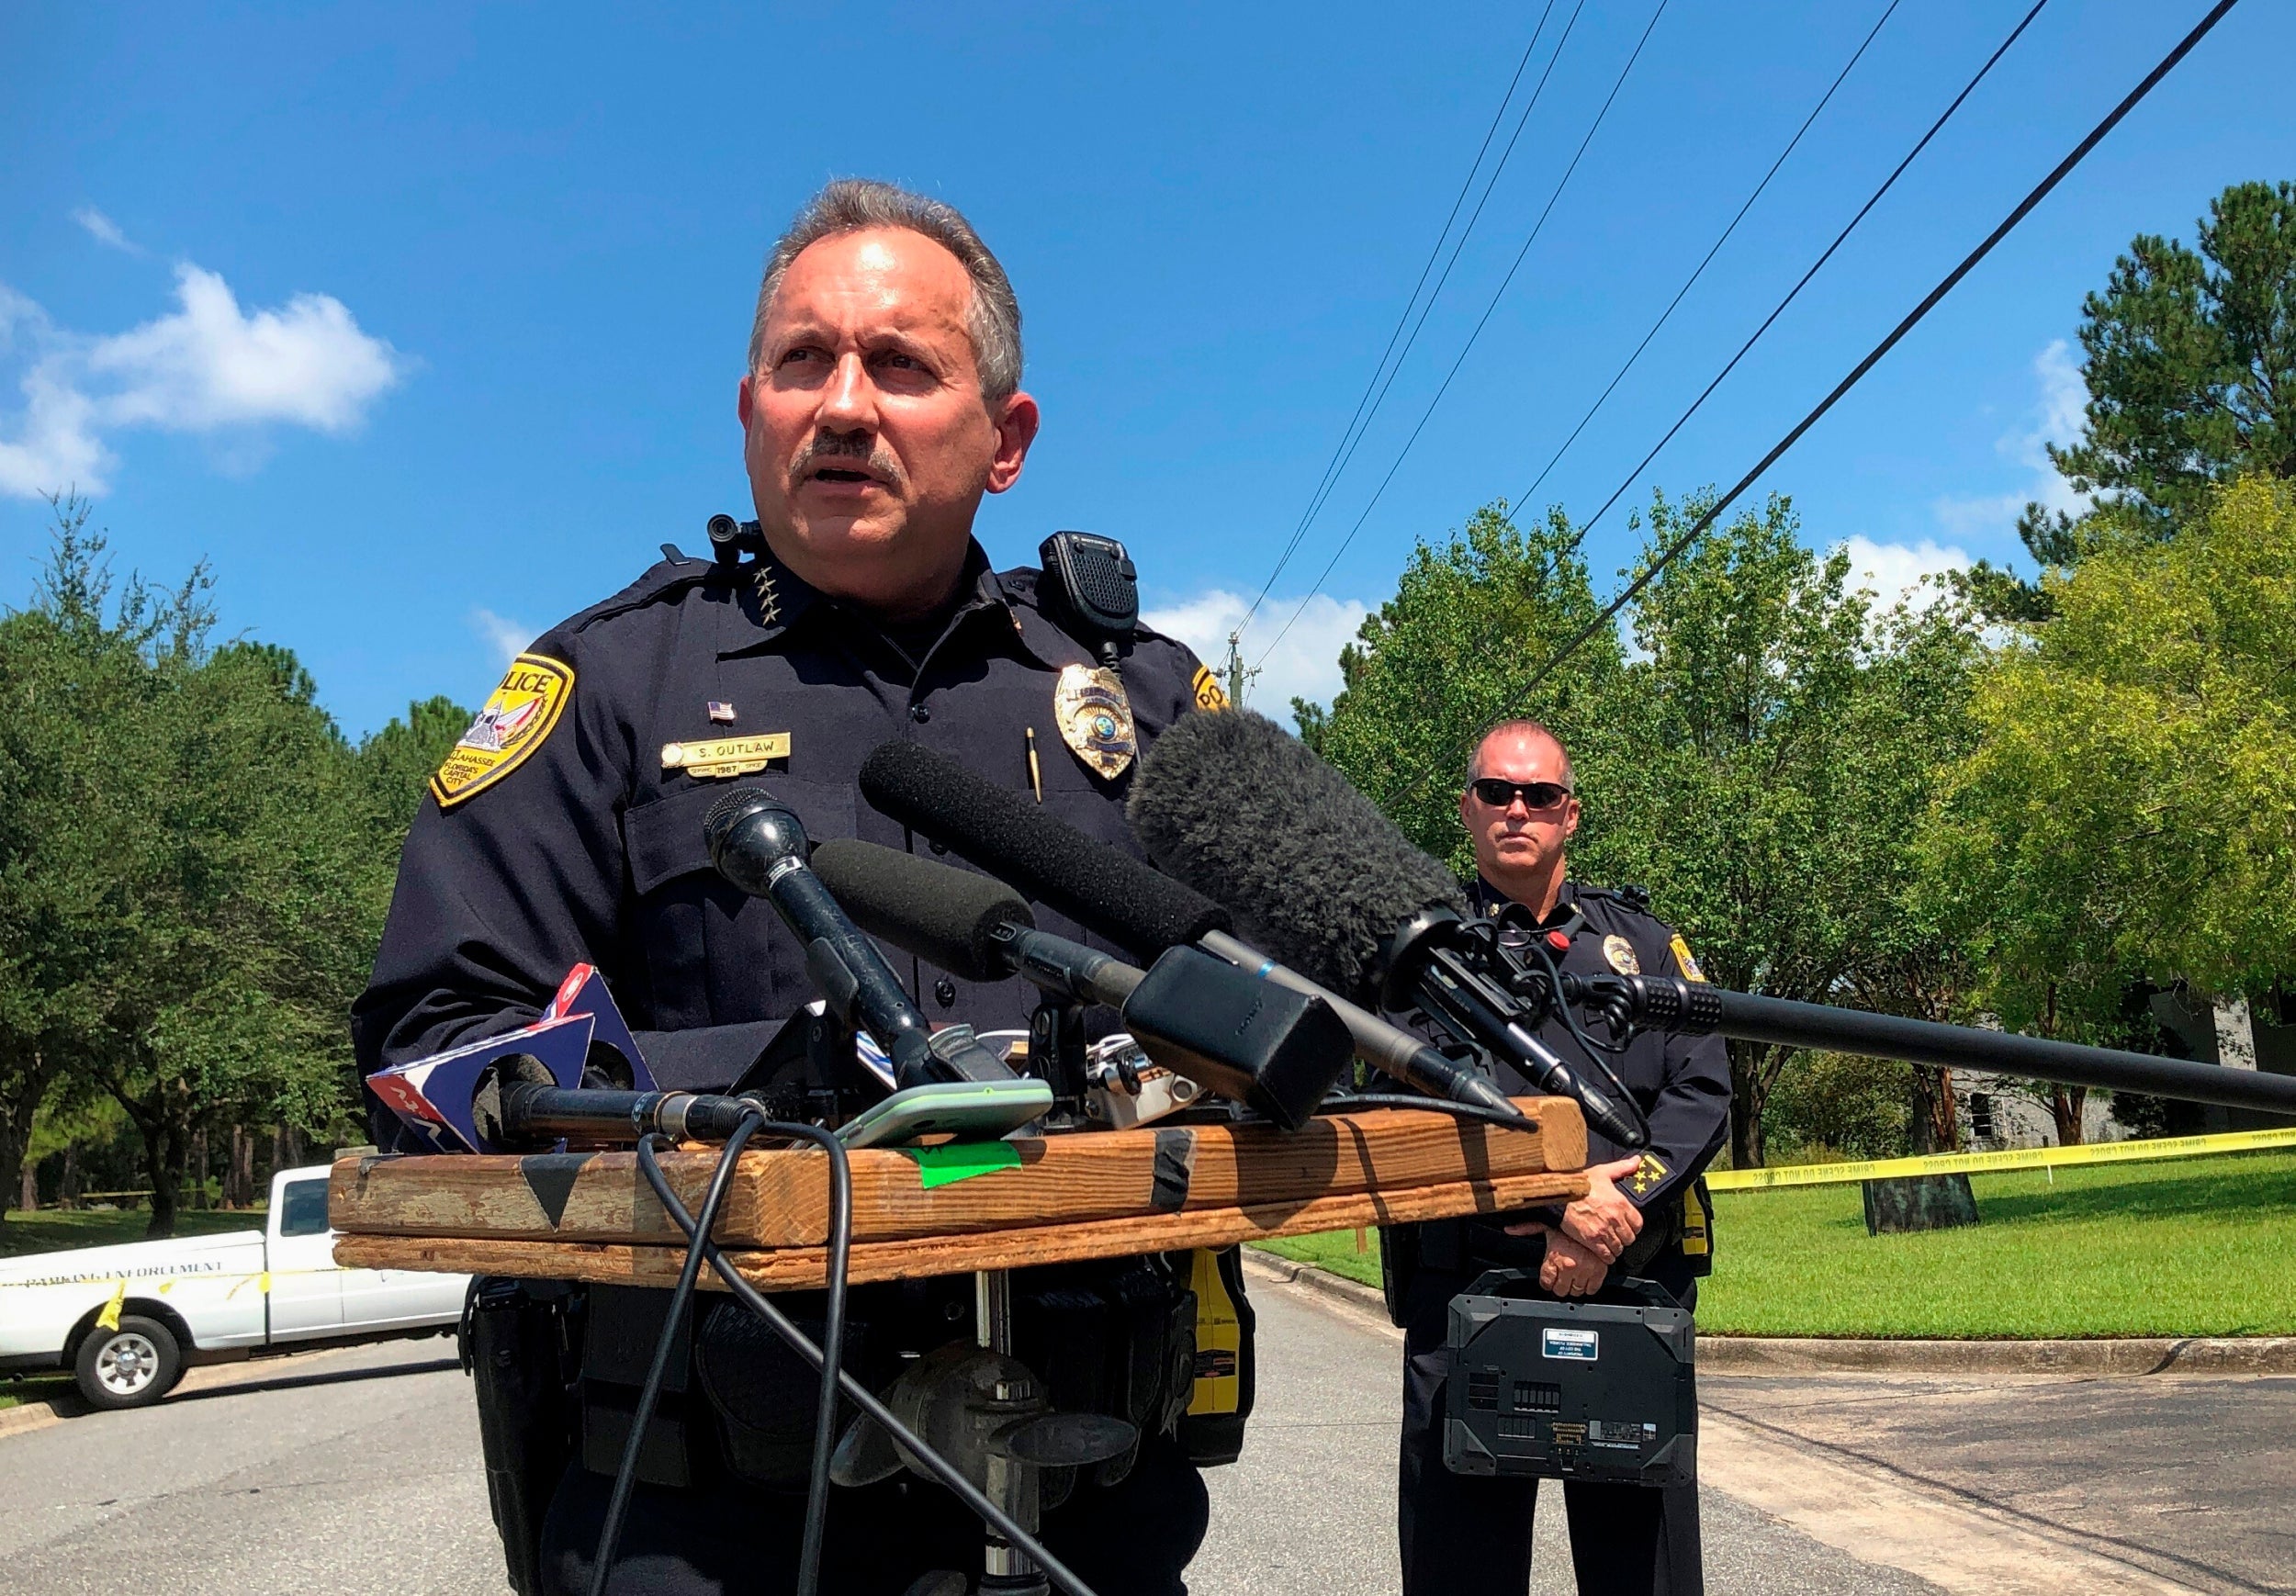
[811,838,1351,1130]
[1126,710,1648,1149]
[856,741,1526,1123]
[702,788,1014,1090]
[858,741,1230,963]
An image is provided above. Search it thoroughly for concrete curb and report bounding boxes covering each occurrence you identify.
[0,1396,65,1439]
[1244,1250,1390,1320]
[1240,1250,2296,1376]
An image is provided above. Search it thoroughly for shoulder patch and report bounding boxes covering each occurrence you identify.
[1190,663,1230,713]
[1670,932,1706,983]
[432,653,575,808]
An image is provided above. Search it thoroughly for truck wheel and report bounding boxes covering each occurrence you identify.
[75,1316,184,1410]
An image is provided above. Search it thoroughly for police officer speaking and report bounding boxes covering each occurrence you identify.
[353,181,1247,1596]
[1386,719,1731,1596]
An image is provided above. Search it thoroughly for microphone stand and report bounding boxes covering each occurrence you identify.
[974,1266,1043,1596]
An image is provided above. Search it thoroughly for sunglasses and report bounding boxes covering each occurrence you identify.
[1469,778,1573,811]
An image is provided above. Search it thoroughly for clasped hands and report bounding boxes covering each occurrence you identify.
[1503,1155,1646,1298]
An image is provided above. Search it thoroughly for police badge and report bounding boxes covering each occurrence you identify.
[1603,933,1641,975]
[1053,662,1136,780]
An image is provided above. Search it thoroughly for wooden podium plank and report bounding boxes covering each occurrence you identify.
[332,1166,1588,1290]
[329,1096,1584,1250]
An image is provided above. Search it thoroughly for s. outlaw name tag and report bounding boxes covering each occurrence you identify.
[660,734,792,779]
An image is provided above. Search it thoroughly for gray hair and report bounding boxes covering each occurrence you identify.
[747,179,1023,402]
[1466,718,1575,790]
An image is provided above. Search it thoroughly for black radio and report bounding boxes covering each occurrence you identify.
[1442,1271,1696,1488]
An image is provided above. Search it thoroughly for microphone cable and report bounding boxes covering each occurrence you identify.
[634,1137,1107,1596]
[589,1109,769,1596]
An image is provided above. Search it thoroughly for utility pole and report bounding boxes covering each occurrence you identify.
[1222,629,1260,711]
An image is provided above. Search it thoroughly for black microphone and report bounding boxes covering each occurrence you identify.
[811,838,1351,1130]
[1125,710,1648,1149]
[856,742,1525,1122]
[702,788,1013,1089]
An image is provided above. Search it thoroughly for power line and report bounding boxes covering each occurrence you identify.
[1256,0,1671,666]
[1242,2,1576,630]
[1538,0,2050,568]
[1503,0,1902,527]
[1516,0,2242,699]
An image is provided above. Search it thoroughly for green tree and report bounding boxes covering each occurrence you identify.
[2054,181,2296,532]
[1589,496,1981,1165]
[1307,492,1985,1165]
[1938,476,2296,1052]
[0,499,183,1230]
[1297,502,1622,870]
[1965,180,2296,622]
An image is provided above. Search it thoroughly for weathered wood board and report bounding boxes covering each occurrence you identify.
[328,1096,1584,1251]
[332,1166,1588,1291]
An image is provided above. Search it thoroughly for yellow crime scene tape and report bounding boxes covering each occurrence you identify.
[1705,1125,2296,1192]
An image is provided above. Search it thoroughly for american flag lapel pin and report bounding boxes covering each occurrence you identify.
[707,701,737,723]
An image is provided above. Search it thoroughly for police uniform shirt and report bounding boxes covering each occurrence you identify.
[351,537,1222,1108]
[1467,876,1730,1224]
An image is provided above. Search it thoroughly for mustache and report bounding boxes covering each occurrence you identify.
[790,429,906,490]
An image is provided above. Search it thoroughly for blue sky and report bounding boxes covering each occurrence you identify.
[5,1,2290,736]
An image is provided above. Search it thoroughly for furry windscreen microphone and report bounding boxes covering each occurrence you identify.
[857,740,1232,961]
[1129,710,1468,1006]
[810,838,1033,984]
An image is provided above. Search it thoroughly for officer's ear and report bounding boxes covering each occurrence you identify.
[985,389,1041,495]
[1563,792,1581,842]
[737,371,760,434]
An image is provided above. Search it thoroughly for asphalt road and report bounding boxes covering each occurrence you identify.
[3,1279,2289,1595]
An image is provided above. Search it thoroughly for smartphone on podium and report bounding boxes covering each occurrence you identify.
[836,1078,1053,1150]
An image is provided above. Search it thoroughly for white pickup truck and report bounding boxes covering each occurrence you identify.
[0,1165,468,1409]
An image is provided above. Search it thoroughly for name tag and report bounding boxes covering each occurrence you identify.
[660,734,792,779]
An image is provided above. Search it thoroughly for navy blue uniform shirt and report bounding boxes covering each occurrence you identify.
[352,537,1221,1124]
[1466,876,1731,1217]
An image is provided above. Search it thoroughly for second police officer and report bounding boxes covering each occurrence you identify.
[1385,719,1732,1596]
[353,180,1247,1596]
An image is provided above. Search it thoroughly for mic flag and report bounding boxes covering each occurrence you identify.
[543,962,658,1092]
[366,1013,593,1154]
[367,962,656,1152]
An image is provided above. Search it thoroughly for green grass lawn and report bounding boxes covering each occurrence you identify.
[1254,1149,2296,1339]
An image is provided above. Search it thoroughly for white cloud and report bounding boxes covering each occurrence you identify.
[1834,534,1969,611]
[1142,589,1370,715]
[0,264,407,499]
[471,609,535,665]
[73,207,142,255]
[1933,339,2090,541]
